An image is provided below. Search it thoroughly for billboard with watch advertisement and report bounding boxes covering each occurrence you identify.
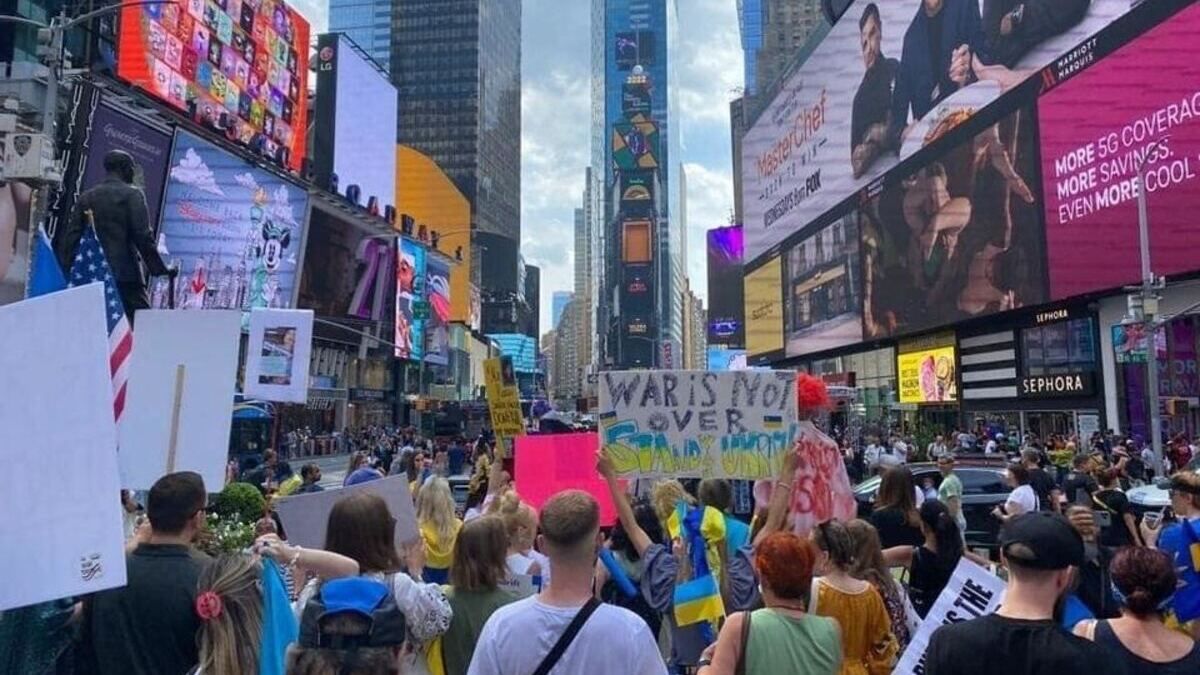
[897,340,957,404]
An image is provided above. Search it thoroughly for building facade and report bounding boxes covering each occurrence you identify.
[551,290,571,330]
[329,0,393,69]
[592,0,683,370]
[388,0,522,310]
[754,0,822,97]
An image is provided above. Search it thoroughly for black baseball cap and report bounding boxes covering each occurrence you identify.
[999,512,1084,570]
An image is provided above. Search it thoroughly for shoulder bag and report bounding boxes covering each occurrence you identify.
[531,597,601,675]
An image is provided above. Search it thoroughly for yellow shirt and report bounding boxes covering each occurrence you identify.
[419,518,462,570]
[811,578,898,675]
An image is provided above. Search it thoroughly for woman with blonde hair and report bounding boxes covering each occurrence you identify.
[416,477,462,584]
[652,478,726,581]
[494,490,550,585]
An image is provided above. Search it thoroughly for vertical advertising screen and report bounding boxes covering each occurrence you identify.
[313,33,399,209]
[296,209,394,321]
[425,256,451,366]
[706,225,745,347]
[859,103,1047,341]
[741,0,1137,264]
[117,0,311,172]
[1038,2,1200,300]
[395,238,427,360]
[784,212,861,358]
[744,256,784,360]
[152,130,309,311]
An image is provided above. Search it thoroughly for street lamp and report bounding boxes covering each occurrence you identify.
[1133,137,1169,471]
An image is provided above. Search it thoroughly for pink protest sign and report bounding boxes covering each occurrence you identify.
[515,433,620,525]
[753,421,857,538]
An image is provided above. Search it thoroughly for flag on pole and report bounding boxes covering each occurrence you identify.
[68,223,133,422]
[27,228,67,298]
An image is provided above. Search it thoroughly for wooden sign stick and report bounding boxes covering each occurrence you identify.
[166,364,186,474]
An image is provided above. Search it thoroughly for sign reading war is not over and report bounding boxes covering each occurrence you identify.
[599,370,798,480]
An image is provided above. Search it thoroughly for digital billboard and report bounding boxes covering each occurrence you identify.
[296,208,394,321]
[395,238,427,361]
[784,212,861,358]
[898,344,958,404]
[117,0,311,172]
[741,0,1137,264]
[151,130,309,311]
[615,31,656,70]
[706,225,745,347]
[425,255,452,366]
[313,33,399,210]
[744,256,785,360]
[1038,2,1200,300]
[706,347,747,372]
[79,105,173,238]
[613,119,660,171]
[860,103,1047,341]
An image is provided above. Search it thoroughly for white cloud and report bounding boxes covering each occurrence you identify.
[683,161,735,305]
[170,148,224,196]
[676,0,745,131]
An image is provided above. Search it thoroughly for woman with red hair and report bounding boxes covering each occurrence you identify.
[695,532,842,674]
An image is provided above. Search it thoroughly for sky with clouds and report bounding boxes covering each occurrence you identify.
[300,0,741,335]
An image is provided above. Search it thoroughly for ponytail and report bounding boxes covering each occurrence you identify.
[919,500,963,569]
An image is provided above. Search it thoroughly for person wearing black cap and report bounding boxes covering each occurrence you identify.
[56,149,173,322]
[924,512,1127,675]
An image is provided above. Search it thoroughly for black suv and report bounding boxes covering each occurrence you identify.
[853,462,1011,550]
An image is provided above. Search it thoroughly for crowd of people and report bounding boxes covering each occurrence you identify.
[7,402,1200,674]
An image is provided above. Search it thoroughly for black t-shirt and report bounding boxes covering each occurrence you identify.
[927,8,944,101]
[1061,472,1099,506]
[909,546,956,618]
[1094,489,1135,547]
[851,57,899,152]
[870,507,924,549]
[925,614,1128,675]
[1028,468,1056,511]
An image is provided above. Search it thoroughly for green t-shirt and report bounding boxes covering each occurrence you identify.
[441,586,519,675]
[938,472,963,504]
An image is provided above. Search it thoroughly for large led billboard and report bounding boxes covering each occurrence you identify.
[425,255,452,366]
[784,212,861,358]
[117,0,311,172]
[1038,2,1200,300]
[297,208,394,321]
[395,238,426,361]
[152,130,309,311]
[706,225,745,347]
[741,0,1137,264]
[859,103,1046,341]
[313,33,399,210]
[744,256,784,360]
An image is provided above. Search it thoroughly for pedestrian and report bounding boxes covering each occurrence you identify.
[870,467,923,548]
[496,490,552,586]
[1073,547,1200,672]
[1140,471,1200,638]
[594,495,666,639]
[699,478,751,557]
[923,512,1122,675]
[343,452,381,487]
[296,492,452,673]
[993,462,1038,522]
[1062,454,1100,507]
[810,520,898,675]
[1022,449,1057,512]
[294,463,324,494]
[882,499,964,619]
[1092,468,1139,548]
[85,472,210,675]
[467,490,668,674]
[436,517,519,675]
[416,477,463,584]
[653,478,727,585]
[288,576,408,675]
[935,455,967,536]
[1064,506,1120,622]
[927,435,948,461]
[847,519,912,653]
[695,532,842,675]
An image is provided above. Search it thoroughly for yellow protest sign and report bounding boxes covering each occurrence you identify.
[484,357,525,440]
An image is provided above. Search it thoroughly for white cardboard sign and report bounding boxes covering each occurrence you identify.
[894,559,1007,675]
[243,308,313,403]
[0,284,127,610]
[274,475,420,550]
[118,310,241,490]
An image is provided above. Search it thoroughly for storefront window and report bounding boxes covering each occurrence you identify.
[1023,318,1097,376]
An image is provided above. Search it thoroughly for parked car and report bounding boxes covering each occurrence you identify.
[854,462,1011,550]
[1128,468,1200,519]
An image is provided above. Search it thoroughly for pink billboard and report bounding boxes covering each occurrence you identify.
[1038,4,1200,300]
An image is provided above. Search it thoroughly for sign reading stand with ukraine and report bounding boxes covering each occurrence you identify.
[599,370,799,480]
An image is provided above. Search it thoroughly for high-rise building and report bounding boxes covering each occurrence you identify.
[551,291,572,329]
[730,96,746,225]
[755,0,822,96]
[524,264,541,339]
[681,283,707,370]
[592,0,682,370]
[736,0,765,96]
[387,0,522,319]
[328,0,394,69]
[575,170,598,397]
[551,297,583,408]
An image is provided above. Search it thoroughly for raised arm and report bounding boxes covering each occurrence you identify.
[596,449,652,556]
[753,446,801,547]
[255,534,360,580]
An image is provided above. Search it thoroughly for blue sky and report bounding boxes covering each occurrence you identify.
[300,0,741,334]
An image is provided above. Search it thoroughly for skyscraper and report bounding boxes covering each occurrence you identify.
[592,0,682,370]
[387,0,522,322]
[328,0,394,69]
[755,0,822,96]
[737,0,765,96]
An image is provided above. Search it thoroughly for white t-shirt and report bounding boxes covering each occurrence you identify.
[467,596,667,675]
[507,550,552,587]
[1006,484,1039,514]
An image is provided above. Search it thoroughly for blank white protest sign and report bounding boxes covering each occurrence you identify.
[0,284,127,610]
[118,310,241,491]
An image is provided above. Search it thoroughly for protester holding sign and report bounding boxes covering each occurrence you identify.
[883,500,966,619]
[924,512,1120,675]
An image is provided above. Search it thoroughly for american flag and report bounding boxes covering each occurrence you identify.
[69,224,133,422]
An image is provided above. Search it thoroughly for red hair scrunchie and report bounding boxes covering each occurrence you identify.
[195,590,223,621]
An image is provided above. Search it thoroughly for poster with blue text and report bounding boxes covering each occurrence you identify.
[152,130,308,311]
[599,370,799,479]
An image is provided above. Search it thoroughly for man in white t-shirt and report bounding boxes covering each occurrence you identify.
[891,435,909,464]
[468,490,666,675]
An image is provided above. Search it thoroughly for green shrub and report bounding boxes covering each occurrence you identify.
[212,482,265,523]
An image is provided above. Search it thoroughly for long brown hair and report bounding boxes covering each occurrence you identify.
[875,466,919,527]
[325,492,403,573]
[450,516,510,591]
[846,519,897,595]
[196,554,262,675]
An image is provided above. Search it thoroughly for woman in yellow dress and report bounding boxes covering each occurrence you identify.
[417,477,462,585]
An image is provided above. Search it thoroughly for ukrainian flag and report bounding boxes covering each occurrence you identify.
[763,415,783,430]
[673,573,725,627]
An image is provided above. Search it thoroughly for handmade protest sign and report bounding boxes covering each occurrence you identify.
[598,370,799,479]
[244,308,314,403]
[118,310,241,490]
[894,559,1007,675]
[515,433,619,525]
[0,285,127,610]
[484,356,524,446]
[274,475,420,549]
